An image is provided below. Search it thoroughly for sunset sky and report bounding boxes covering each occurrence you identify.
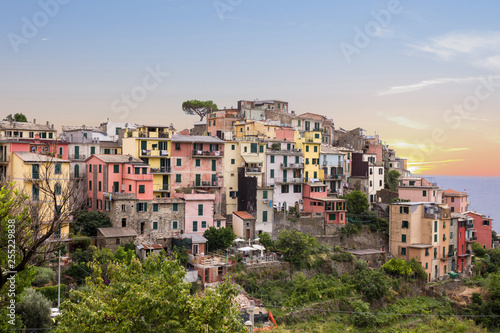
[1,1,499,176]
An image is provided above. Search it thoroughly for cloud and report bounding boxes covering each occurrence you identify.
[377,76,499,96]
[387,140,470,153]
[409,159,465,165]
[443,147,471,152]
[409,31,500,60]
[384,116,429,130]
[474,55,500,70]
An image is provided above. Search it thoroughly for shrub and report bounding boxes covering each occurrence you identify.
[17,288,52,332]
[32,267,56,287]
[471,243,487,257]
[348,299,377,328]
[36,285,67,305]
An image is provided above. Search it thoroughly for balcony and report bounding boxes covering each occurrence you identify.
[274,178,302,184]
[280,163,304,169]
[135,132,170,139]
[324,174,341,180]
[154,184,170,192]
[68,154,86,160]
[0,154,10,164]
[466,223,474,229]
[150,167,171,174]
[141,150,169,157]
[193,180,220,188]
[192,150,223,158]
[245,167,262,174]
[466,236,477,242]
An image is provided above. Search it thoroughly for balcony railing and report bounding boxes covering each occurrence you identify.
[274,178,302,184]
[192,150,223,157]
[154,184,170,192]
[466,236,477,242]
[136,132,170,138]
[141,150,169,157]
[150,167,171,174]
[245,167,262,174]
[280,163,304,169]
[0,154,10,163]
[68,154,86,160]
[193,180,220,187]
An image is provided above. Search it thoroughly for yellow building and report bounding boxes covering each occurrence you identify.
[294,131,323,182]
[10,152,71,240]
[122,125,176,198]
[389,202,452,282]
[234,120,280,140]
[223,139,267,216]
[0,120,58,141]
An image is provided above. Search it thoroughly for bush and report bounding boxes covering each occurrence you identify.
[258,232,274,251]
[73,211,112,237]
[17,288,52,332]
[354,268,390,301]
[382,258,426,280]
[32,267,56,287]
[471,243,487,257]
[72,236,92,251]
[331,251,354,262]
[36,285,67,305]
[348,299,377,328]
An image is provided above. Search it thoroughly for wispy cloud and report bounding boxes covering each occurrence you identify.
[409,31,500,60]
[409,159,465,165]
[387,140,470,153]
[474,55,500,70]
[377,76,500,96]
[385,116,429,130]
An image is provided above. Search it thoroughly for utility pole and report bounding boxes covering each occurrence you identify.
[249,300,255,332]
[58,249,61,310]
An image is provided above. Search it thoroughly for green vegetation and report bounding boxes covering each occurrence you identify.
[385,169,401,191]
[32,267,56,287]
[3,112,28,122]
[340,190,369,215]
[73,211,112,237]
[182,99,218,121]
[17,288,52,332]
[274,229,330,269]
[203,226,236,252]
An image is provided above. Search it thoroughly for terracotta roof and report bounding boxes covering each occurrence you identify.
[233,211,255,220]
[138,244,163,250]
[443,189,466,195]
[86,154,145,164]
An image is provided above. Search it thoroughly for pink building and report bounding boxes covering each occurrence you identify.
[466,211,493,250]
[301,183,346,225]
[397,177,442,203]
[86,155,153,211]
[275,128,295,141]
[177,192,222,235]
[364,135,383,164]
[170,135,225,214]
[443,189,469,213]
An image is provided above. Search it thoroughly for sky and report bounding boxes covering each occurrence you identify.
[1,0,499,176]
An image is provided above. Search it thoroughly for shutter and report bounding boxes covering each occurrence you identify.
[144,203,147,212]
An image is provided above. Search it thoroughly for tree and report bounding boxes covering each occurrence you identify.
[4,113,28,122]
[73,211,112,236]
[203,227,236,252]
[341,190,369,215]
[32,267,56,287]
[385,170,401,192]
[275,230,328,268]
[182,99,218,121]
[17,288,52,332]
[258,232,274,251]
[54,255,245,332]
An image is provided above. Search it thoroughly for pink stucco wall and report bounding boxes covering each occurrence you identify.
[398,188,441,203]
[275,128,295,141]
[178,192,217,234]
[467,212,492,250]
[443,194,469,214]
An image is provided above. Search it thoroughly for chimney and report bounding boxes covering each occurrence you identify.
[33,118,36,124]
[46,121,49,126]
[51,124,54,129]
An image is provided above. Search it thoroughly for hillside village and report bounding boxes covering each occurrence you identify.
[0,101,498,331]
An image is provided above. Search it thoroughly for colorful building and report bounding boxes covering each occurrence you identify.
[294,130,323,182]
[302,183,346,226]
[122,125,175,198]
[397,177,443,204]
[454,213,474,273]
[206,108,242,137]
[466,211,493,250]
[389,202,452,282]
[177,191,220,235]
[443,189,469,213]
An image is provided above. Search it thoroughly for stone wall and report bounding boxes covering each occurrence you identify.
[315,227,388,252]
[272,212,324,237]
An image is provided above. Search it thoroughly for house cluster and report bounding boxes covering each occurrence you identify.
[0,99,494,283]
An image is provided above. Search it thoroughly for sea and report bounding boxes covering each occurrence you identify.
[424,175,499,233]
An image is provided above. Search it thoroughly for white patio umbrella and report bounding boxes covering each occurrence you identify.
[252,244,266,257]
[237,247,257,252]
[234,238,245,242]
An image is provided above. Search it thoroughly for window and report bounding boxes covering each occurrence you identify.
[113,164,119,173]
[55,163,62,175]
[116,238,120,245]
[314,133,319,139]
[121,205,126,212]
[401,247,406,255]
[379,168,383,175]
[425,248,429,256]
[401,220,409,228]
[443,247,445,257]
[231,159,235,165]
[129,185,132,191]
[443,234,446,241]
[74,165,79,178]
[122,218,126,227]
[329,213,336,221]
[217,220,221,228]
[202,221,207,228]
[305,158,309,165]
[99,164,102,173]
[176,174,181,183]
[172,221,178,230]
[142,168,147,174]
[135,167,140,174]
[423,190,427,197]
[193,221,198,232]
[443,220,446,228]
[263,191,268,199]
[244,146,247,153]
[198,204,203,216]
[55,183,61,195]
[483,220,490,226]
[425,263,428,269]
[250,143,257,153]
[402,234,407,243]
[434,248,437,259]
[212,159,216,171]
[113,182,119,193]
[314,146,318,152]
[434,221,438,232]
[259,145,264,153]
[293,185,301,193]
[175,143,180,150]
[434,234,437,242]
[270,169,274,178]
[88,164,92,173]
[196,159,200,167]
[152,221,158,230]
[379,180,382,186]
[270,155,274,163]
[306,146,309,152]
[281,185,289,193]
[89,181,92,190]
[139,185,145,193]
[136,203,147,212]
[176,159,181,167]
[263,211,268,222]
[399,206,409,214]
[32,185,39,201]
[173,203,178,211]
[231,144,235,150]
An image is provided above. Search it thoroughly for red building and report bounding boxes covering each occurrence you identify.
[455,213,473,273]
[302,183,346,225]
[467,211,493,250]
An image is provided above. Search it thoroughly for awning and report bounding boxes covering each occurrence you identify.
[238,247,257,251]
[242,155,262,164]
[234,238,245,242]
